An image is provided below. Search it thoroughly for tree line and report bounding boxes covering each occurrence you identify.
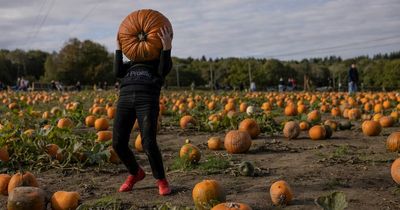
[0,38,399,90]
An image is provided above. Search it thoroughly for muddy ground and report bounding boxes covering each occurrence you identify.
[1,123,400,210]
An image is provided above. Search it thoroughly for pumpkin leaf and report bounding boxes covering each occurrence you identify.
[315,191,348,210]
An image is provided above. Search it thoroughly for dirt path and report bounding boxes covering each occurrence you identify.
[1,126,400,209]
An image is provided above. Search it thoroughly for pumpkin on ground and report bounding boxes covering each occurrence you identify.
[379,116,394,128]
[85,115,96,127]
[96,131,112,143]
[192,180,226,210]
[51,191,81,210]
[309,125,326,140]
[57,118,73,129]
[0,174,11,195]
[208,137,223,150]
[211,202,252,210]
[0,146,9,162]
[283,121,300,140]
[135,134,143,152]
[7,187,47,210]
[299,121,310,131]
[238,118,260,139]
[270,180,293,206]
[180,115,196,129]
[224,130,252,154]
[391,158,400,184]
[8,172,39,195]
[94,118,109,131]
[361,120,382,136]
[386,132,400,152]
[180,143,201,163]
[118,9,173,61]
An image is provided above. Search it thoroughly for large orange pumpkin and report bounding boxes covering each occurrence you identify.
[212,202,252,210]
[224,130,252,154]
[387,132,400,152]
[238,118,260,139]
[270,180,293,206]
[94,118,109,131]
[118,9,173,61]
[361,120,382,136]
[180,115,196,129]
[391,158,400,184]
[192,180,226,210]
[379,116,394,128]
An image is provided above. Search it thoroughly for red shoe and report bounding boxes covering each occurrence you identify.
[157,179,171,196]
[118,168,145,192]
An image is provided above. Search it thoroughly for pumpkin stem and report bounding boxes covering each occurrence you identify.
[137,31,147,41]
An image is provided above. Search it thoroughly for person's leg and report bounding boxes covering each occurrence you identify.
[135,92,171,195]
[135,92,165,179]
[113,90,145,192]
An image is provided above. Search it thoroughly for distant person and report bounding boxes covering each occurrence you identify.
[51,80,57,91]
[0,81,4,91]
[348,63,359,94]
[190,81,195,91]
[287,78,293,91]
[75,81,82,91]
[250,81,256,92]
[239,82,244,91]
[291,78,297,90]
[304,75,311,91]
[114,81,120,90]
[103,81,108,90]
[278,77,285,92]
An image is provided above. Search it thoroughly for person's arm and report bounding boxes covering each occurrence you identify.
[158,50,172,77]
[114,35,129,78]
[157,26,173,77]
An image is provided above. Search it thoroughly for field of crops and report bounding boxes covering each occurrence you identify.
[1,90,400,210]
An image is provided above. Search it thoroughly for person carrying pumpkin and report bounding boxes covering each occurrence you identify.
[113,25,173,195]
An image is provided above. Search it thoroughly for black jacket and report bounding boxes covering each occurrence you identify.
[114,50,172,93]
[348,67,359,83]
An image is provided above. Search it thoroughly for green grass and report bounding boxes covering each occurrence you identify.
[170,153,231,174]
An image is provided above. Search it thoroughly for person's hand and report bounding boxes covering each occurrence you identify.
[157,26,173,50]
[116,34,121,50]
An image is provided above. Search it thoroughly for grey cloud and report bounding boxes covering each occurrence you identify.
[0,0,399,60]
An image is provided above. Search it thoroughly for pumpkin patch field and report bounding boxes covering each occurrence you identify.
[0,90,400,209]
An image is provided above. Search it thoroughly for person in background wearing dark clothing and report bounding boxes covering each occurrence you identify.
[51,80,57,91]
[75,81,82,91]
[348,63,359,94]
[239,82,244,91]
[278,77,285,92]
[113,26,173,196]
[0,81,4,91]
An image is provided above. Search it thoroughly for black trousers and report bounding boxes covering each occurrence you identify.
[112,87,165,179]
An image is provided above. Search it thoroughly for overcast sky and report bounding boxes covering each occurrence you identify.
[1,0,400,60]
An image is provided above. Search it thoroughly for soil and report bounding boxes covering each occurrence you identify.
[1,123,400,210]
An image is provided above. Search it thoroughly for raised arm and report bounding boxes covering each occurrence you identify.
[114,35,129,78]
[157,26,173,77]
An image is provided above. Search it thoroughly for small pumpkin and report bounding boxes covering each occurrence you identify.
[107,107,116,119]
[386,132,400,152]
[0,174,11,195]
[212,202,252,210]
[45,144,63,161]
[361,120,382,136]
[224,130,252,154]
[96,131,112,143]
[309,125,326,140]
[391,158,400,184]
[8,172,39,195]
[57,118,73,129]
[208,137,223,150]
[299,121,310,131]
[238,118,260,139]
[284,105,297,116]
[180,143,201,163]
[283,121,300,140]
[51,191,81,210]
[307,110,321,122]
[192,180,226,210]
[7,187,47,210]
[135,133,143,152]
[85,115,96,127]
[270,180,293,206]
[108,146,120,164]
[180,115,196,129]
[379,116,394,128]
[324,120,338,131]
[94,118,109,131]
